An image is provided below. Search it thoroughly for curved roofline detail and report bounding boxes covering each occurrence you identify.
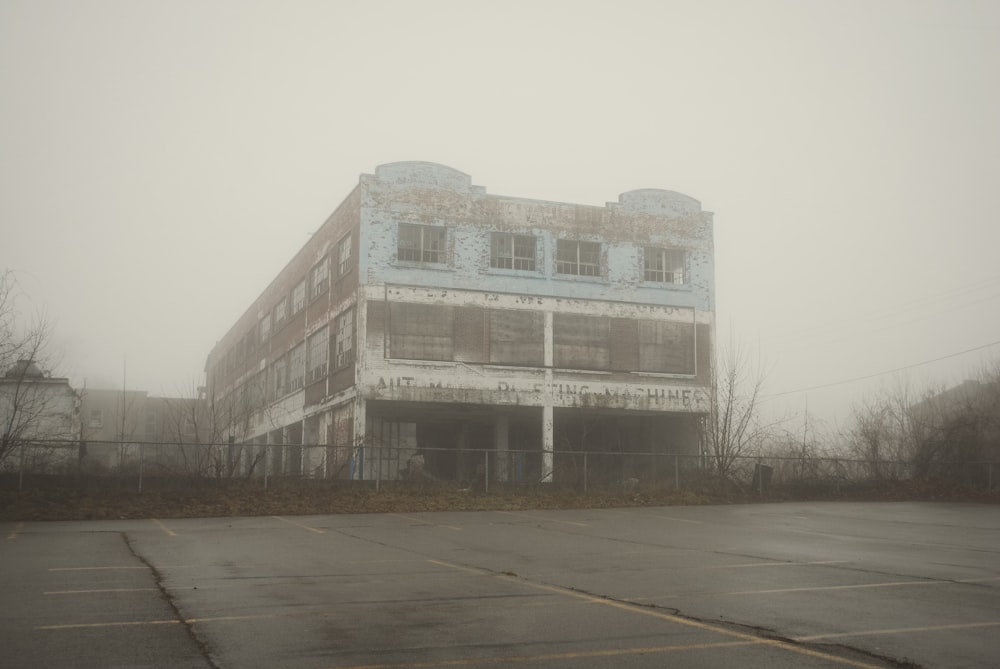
[615,189,702,216]
[373,161,483,194]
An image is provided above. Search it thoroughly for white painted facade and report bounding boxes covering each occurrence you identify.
[205,162,715,485]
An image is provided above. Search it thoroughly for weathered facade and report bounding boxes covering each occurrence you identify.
[204,162,715,484]
[1,359,80,470]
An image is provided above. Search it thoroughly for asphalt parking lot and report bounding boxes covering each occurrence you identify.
[2,501,998,668]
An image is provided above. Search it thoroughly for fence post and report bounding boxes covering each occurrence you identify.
[484,450,489,495]
[989,462,993,492]
[583,452,588,493]
[264,444,269,491]
[675,454,679,489]
[18,443,26,491]
[758,457,764,496]
[138,442,144,493]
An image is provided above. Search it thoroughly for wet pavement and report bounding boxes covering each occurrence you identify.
[2,501,998,668]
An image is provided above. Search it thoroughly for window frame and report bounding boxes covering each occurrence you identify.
[288,342,306,391]
[272,355,288,400]
[555,240,601,277]
[259,313,272,344]
[306,326,329,384]
[490,233,537,271]
[335,308,354,368]
[397,223,447,264]
[291,280,306,315]
[643,247,687,285]
[338,232,353,276]
[310,256,330,300]
[273,295,288,331]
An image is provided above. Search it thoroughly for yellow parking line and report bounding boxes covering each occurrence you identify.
[38,613,277,630]
[495,511,588,527]
[390,513,463,531]
[272,515,325,534]
[49,566,146,572]
[39,619,180,630]
[644,513,703,524]
[7,521,24,540]
[797,621,1000,641]
[716,579,940,596]
[427,559,884,669]
[335,639,762,668]
[702,560,849,569]
[152,519,176,536]
[45,588,159,595]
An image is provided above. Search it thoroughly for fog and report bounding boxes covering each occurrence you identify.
[3,0,999,428]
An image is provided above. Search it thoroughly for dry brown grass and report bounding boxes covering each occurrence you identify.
[0,478,994,522]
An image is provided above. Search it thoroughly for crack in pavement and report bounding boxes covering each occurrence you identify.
[121,532,221,669]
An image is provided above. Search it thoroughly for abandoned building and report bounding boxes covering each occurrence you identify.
[204,161,715,485]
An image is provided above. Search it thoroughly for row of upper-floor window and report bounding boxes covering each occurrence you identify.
[398,223,688,284]
[220,231,354,373]
[212,308,355,406]
[385,303,698,375]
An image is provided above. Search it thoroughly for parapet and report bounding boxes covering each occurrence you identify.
[373,161,486,194]
[614,189,702,217]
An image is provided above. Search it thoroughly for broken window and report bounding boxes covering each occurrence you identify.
[643,247,686,284]
[554,313,611,370]
[556,240,600,276]
[490,233,537,271]
[310,256,330,299]
[272,355,288,400]
[259,313,272,344]
[398,223,446,264]
[306,326,329,384]
[389,302,454,360]
[489,310,544,365]
[335,308,354,368]
[291,279,306,314]
[638,320,696,374]
[273,296,288,331]
[338,232,353,276]
[289,342,305,391]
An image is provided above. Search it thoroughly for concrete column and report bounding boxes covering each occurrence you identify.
[458,421,470,481]
[542,310,554,484]
[542,405,554,483]
[494,414,509,483]
[352,397,366,480]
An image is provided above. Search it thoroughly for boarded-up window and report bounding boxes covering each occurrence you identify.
[489,310,544,365]
[638,320,695,374]
[453,307,486,363]
[389,302,454,361]
[554,314,610,370]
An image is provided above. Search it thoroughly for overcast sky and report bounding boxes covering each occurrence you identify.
[3,0,999,431]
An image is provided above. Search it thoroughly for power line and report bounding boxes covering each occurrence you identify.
[765,338,1000,399]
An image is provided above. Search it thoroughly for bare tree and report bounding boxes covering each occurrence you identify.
[157,379,269,478]
[908,361,1000,482]
[701,337,771,481]
[0,270,75,467]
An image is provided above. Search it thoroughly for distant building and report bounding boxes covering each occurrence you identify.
[0,359,79,470]
[79,389,207,473]
[204,162,715,484]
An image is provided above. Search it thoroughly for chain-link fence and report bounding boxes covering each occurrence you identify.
[2,439,996,495]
